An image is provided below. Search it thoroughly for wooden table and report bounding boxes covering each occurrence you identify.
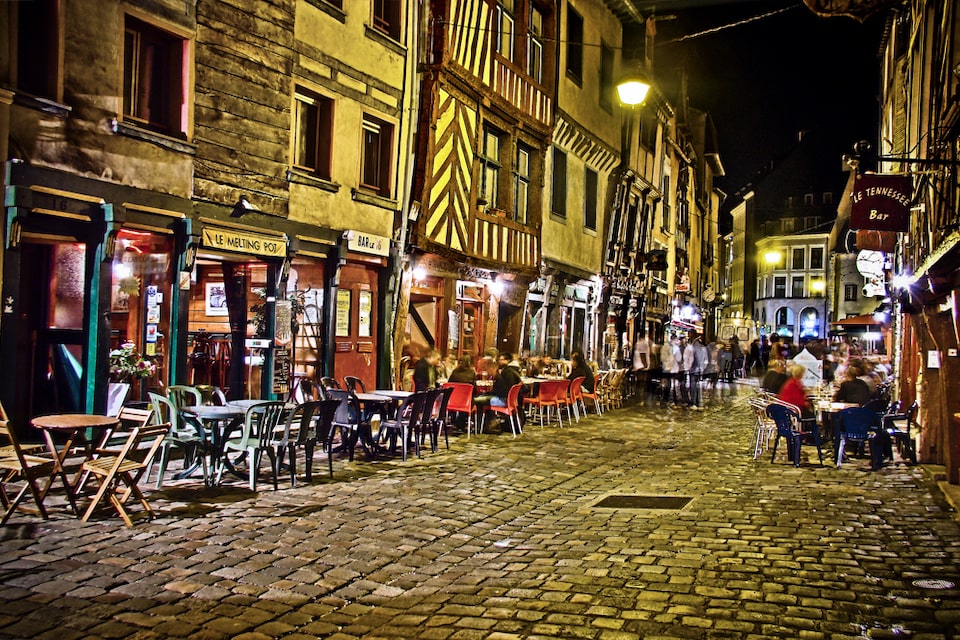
[30,413,120,516]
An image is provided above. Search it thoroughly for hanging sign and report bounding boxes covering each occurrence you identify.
[346,230,390,257]
[850,174,912,232]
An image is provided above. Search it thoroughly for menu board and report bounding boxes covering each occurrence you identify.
[272,347,291,395]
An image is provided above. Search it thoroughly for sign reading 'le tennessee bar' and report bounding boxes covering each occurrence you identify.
[850,173,913,232]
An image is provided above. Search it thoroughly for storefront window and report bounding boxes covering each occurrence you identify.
[49,243,86,330]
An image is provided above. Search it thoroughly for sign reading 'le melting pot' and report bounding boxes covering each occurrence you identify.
[850,173,913,232]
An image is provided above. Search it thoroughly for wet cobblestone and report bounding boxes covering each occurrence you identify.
[1,382,959,639]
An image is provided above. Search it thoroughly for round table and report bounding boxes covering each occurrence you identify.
[30,414,120,515]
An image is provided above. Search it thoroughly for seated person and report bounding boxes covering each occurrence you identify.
[567,350,595,393]
[529,355,555,377]
[761,359,789,394]
[474,352,522,410]
[777,364,815,420]
[834,364,872,406]
[448,355,478,388]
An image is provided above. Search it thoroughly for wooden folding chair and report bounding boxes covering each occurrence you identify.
[0,420,57,525]
[80,423,171,526]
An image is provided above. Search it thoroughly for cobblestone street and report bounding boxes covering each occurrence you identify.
[2,383,959,640]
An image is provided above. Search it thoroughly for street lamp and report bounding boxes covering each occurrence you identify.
[616,76,651,107]
[763,250,782,266]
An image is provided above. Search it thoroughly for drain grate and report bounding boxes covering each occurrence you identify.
[912,579,955,590]
[593,495,692,510]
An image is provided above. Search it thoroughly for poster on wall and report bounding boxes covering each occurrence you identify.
[336,289,351,336]
[205,282,228,316]
[358,291,372,337]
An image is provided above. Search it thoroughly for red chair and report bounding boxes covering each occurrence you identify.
[580,375,602,415]
[481,383,523,437]
[523,379,564,428]
[567,376,585,422]
[554,379,574,426]
[442,382,477,437]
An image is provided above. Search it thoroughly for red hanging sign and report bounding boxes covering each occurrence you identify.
[850,173,912,232]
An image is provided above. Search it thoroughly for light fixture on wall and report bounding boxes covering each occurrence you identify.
[231,195,256,218]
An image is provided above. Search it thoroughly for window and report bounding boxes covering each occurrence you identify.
[844,284,858,301]
[361,114,394,197]
[123,15,188,137]
[823,192,833,205]
[293,88,334,178]
[599,44,614,112]
[661,175,671,231]
[804,193,814,206]
[566,7,583,83]
[480,126,503,210]
[774,277,786,298]
[17,0,60,99]
[791,276,804,298]
[810,247,824,269]
[782,218,795,232]
[584,168,598,230]
[373,0,401,39]
[551,148,567,217]
[513,145,531,224]
[494,0,515,62]
[792,248,804,270]
[528,7,543,83]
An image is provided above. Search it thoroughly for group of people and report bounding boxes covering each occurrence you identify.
[630,332,745,410]
[406,347,596,429]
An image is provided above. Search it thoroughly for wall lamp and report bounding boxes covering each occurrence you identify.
[616,75,651,107]
[231,195,256,218]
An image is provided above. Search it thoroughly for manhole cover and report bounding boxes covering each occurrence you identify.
[912,579,955,590]
[593,495,692,510]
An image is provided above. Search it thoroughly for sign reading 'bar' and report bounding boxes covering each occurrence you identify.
[850,173,912,232]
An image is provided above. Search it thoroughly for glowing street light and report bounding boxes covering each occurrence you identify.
[810,280,826,294]
[616,76,651,106]
[763,250,782,265]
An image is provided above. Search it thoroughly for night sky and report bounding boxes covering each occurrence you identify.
[642,0,887,198]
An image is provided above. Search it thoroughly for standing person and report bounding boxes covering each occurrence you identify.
[632,334,650,401]
[413,350,441,392]
[730,335,744,377]
[747,339,761,376]
[659,337,676,406]
[681,336,695,407]
[690,333,707,410]
[568,350,595,393]
[703,338,719,400]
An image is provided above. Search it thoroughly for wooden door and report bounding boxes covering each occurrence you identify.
[333,263,379,389]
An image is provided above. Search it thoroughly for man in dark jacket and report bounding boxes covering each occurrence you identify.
[475,352,522,410]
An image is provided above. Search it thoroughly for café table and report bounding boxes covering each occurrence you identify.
[30,413,120,516]
[816,400,862,461]
[181,404,247,485]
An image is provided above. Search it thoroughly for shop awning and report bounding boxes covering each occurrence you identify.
[830,314,884,326]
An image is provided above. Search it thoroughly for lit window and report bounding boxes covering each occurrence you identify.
[123,15,188,137]
[373,0,401,40]
[361,115,394,197]
[293,88,334,178]
[844,284,858,301]
[480,127,503,210]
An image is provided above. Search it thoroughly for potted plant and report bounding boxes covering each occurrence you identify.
[108,342,156,408]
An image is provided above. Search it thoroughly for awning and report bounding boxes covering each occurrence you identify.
[830,314,884,326]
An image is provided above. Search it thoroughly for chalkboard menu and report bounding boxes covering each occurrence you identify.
[272,347,291,395]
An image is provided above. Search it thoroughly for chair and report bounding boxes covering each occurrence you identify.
[344,376,367,394]
[554,379,575,425]
[379,391,429,461]
[0,420,57,525]
[416,388,444,453]
[766,402,818,467]
[320,376,342,392]
[836,406,883,470]
[428,386,454,451]
[288,377,326,403]
[326,389,377,460]
[194,385,227,406]
[442,382,477,437]
[167,385,202,410]
[523,379,564,428]
[80,423,171,526]
[482,383,523,437]
[884,401,918,464]
[148,392,209,488]
[580,376,602,416]
[567,376,586,422]
[294,399,340,480]
[749,397,776,460]
[216,402,289,490]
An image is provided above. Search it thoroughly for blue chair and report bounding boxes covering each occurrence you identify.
[766,402,821,467]
[836,406,884,470]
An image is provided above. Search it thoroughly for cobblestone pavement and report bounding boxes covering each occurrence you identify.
[2,382,960,640]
